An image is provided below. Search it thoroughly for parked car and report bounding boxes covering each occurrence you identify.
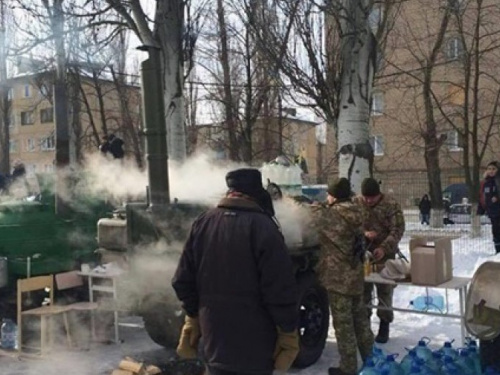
[448,203,491,225]
[443,183,469,205]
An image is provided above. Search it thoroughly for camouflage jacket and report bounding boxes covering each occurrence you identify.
[310,200,365,296]
[353,194,405,263]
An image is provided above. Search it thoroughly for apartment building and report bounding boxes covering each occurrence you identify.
[6,72,141,176]
[191,115,329,181]
[366,0,500,206]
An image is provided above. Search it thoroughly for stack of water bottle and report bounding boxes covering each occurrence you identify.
[359,337,499,375]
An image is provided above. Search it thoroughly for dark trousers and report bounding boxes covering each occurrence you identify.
[420,213,430,225]
[491,216,500,253]
[205,366,272,375]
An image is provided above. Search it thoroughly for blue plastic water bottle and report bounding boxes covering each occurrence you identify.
[378,354,404,375]
[455,349,475,375]
[426,351,443,374]
[484,367,500,375]
[360,357,381,375]
[410,295,445,312]
[1,318,17,350]
[372,345,388,366]
[465,345,481,375]
[412,357,438,375]
[436,341,458,361]
[440,355,462,375]
[401,349,418,374]
[408,363,423,374]
[414,338,434,363]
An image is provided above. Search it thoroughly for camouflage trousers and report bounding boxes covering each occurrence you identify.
[329,291,374,374]
[364,282,395,323]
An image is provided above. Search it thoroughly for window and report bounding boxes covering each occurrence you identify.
[446,130,463,151]
[7,88,13,100]
[20,111,34,125]
[370,135,384,156]
[40,85,50,98]
[44,164,55,173]
[40,107,54,123]
[41,135,55,151]
[8,114,15,128]
[26,138,36,152]
[445,37,464,61]
[447,0,464,12]
[27,164,37,176]
[9,140,18,153]
[371,92,384,116]
[368,6,383,33]
[24,84,31,98]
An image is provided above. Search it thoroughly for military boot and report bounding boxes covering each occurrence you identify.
[328,367,356,375]
[375,320,390,344]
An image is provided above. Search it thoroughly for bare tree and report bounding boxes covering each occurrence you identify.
[381,0,500,229]
[193,0,286,163]
[243,0,399,190]
[437,0,500,233]
[106,0,204,163]
[0,0,11,175]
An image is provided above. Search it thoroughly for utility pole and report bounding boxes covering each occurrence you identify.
[0,0,9,175]
[52,0,70,216]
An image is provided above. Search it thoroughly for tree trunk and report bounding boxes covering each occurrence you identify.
[0,1,9,175]
[51,0,71,216]
[216,0,238,161]
[155,0,186,163]
[424,139,443,227]
[337,0,376,192]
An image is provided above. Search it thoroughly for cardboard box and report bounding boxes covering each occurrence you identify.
[409,236,453,286]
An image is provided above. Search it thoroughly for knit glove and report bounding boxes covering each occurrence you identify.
[273,328,300,371]
[176,316,201,359]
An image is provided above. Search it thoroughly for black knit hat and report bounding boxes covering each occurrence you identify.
[226,168,264,195]
[361,177,381,197]
[226,168,275,215]
[487,161,499,169]
[328,178,351,199]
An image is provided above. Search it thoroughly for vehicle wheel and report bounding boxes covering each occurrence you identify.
[142,299,185,348]
[293,273,330,368]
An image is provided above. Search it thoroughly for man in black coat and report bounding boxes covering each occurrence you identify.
[479,161,500,253]
[172,168,300,375]
[99,134,124,159]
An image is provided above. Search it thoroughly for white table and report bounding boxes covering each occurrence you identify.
[77,270,125,343]
[365,273,471,344]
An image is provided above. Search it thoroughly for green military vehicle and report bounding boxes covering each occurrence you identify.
[0,173,114,319]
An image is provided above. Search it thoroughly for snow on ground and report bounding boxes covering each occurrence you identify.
[2,216,500,375]
[297,217,500,375]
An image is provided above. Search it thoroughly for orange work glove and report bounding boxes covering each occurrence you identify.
[176,316,201,359]
[273,328,300,371]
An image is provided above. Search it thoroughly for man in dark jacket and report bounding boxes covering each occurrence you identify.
[479,161,500,253]
[99,134,124,159]
[172,168,300,375]
[418,194,431,225]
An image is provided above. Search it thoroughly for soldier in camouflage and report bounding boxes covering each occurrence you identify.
[311,178,374,375]
[354,177,405,344]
